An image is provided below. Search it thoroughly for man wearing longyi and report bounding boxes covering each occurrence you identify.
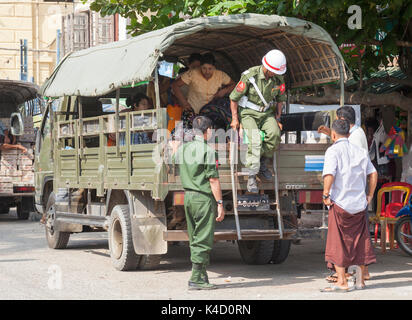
[321,119,378,292]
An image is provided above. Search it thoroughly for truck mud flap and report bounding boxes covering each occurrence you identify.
[128,191,167,255]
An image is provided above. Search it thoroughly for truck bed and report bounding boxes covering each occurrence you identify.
[168,143,328,191]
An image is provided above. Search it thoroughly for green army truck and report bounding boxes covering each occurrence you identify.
[35,14,349,271]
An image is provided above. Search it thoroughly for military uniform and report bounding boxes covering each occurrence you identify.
[175,135,219,288]
[229,65,286,174]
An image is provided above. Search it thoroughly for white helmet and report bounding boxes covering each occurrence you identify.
[262,49,287,75]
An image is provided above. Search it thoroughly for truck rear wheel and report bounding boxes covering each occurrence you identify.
[270,240,291,264]
[109,205,140,271]
[45,192,70,249]
[17,197,33,220]
[237,240,275,265]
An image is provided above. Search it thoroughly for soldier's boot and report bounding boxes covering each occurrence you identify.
[258,157,273,180]
[201,264,209,284]
[247,174,259,193]
[188,263,216,290]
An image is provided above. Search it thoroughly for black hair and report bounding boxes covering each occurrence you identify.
[126,93,150,108]
[336,105,356,125]
[188,53,202,64]
[200,53,216,66]
[332,119,350,136]
[193,116,213,133]
[365,118,379,131]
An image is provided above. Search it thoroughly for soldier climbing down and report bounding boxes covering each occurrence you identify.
[229,49,287,193]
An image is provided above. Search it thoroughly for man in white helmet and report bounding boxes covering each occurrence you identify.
[229,49,287,193]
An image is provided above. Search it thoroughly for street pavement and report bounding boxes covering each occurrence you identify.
[0,209,411,300]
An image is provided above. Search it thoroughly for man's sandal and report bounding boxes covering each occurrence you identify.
[325,273,355,283]
[320,285,355,293]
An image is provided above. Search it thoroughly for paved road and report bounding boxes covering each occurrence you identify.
[0,209,411,300]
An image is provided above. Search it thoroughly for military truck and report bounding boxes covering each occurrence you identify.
[0,80,39,219]
[35,14,350,271]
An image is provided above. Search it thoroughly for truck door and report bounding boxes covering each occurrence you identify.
[34,103,52,211]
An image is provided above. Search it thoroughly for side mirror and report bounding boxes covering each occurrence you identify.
[10,113,24,136]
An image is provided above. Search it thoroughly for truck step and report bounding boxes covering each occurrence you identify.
[163,229,296,241]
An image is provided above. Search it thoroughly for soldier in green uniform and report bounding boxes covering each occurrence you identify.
[229,49,287,193]
[173,116,225,290]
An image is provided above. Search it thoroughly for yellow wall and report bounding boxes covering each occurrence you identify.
[0,0,74,86]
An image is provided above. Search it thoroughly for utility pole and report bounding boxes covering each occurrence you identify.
[20,39,28,81]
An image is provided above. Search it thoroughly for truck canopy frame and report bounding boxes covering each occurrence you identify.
[40,13,350,99]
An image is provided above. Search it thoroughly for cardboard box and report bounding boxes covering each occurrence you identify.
[1,149,18,155]
[1,154,18,160]
[3,159,17,166]
[18,159,33,166]
[19,165,33,171]
[0,169,22,177]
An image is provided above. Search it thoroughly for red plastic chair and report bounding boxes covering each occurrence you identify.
[371,182,412,252]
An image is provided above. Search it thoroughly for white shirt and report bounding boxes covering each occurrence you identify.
[323,138,376,214]
[349,125,368,151]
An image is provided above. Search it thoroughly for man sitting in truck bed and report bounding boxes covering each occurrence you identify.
[0,125,27,153]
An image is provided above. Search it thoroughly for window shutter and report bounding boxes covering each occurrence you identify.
[91,12,114,46]
[61,12,89,56]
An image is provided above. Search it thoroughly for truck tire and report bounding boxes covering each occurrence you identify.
[270,240,292,264]
[138,254,162,270]
[270,213,293,264]
[109,205,140,271]
[16,197,33,220]
[237,240,275,265]
[0,204,9,214]
[45,192,70,249]
[395,216,412,257]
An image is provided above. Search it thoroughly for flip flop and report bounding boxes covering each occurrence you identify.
[325,273,354,283]
[320,285,355,293]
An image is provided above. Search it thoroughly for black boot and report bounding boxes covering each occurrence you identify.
[258,157,273,180]
[188,263,215,290]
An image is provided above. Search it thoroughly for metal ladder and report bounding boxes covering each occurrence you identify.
[229,130,284,240]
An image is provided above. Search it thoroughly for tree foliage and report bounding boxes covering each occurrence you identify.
[84,0,412,78]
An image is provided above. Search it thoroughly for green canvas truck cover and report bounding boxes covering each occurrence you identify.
[40,13,350,98]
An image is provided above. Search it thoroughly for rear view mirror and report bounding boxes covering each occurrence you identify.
[10,112,24,136]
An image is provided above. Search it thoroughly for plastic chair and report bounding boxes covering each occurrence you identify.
[371,182,412,252]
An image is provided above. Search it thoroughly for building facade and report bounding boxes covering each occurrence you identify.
[0,0,126,86]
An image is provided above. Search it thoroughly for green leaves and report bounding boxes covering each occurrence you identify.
[85,0,412,77]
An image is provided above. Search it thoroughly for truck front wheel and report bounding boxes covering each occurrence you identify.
[237,240,275,265]
[0,204,9,214]
[109,205,140,271]
[17,197,33,220]
[45,192,70,249]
